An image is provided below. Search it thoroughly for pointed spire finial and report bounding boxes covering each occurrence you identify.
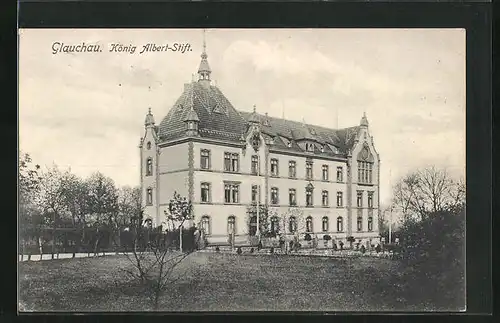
[145,107,155,126]
[360,111,369,127]
[203,29,206,53]
[253,104,256,113]
[198,29,211,82]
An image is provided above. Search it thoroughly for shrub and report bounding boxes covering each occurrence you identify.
[304,233,312,241]
[323,234,332,241]
[236,247,242,255]
[250,247,254,253]
[215,246,220,252]
[398,209,465,309]
[270,247,274,254]
[347,236,355,243]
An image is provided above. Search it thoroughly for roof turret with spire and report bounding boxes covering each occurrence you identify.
[198,30,211,83]
[248,105,260,124]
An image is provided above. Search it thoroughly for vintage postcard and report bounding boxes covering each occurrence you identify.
[18,28,466,312]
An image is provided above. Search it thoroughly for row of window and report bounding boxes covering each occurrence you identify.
[145,150,373,185]
[201,149,349,182]
[147,185,374,208]
[199,215,374,236]
[201,183,374,207]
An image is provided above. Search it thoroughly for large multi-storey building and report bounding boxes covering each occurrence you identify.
[139,40,380,247]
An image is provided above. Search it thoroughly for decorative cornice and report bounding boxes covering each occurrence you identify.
[159,136,245,149]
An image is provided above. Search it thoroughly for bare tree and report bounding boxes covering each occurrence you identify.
[119,193,195,310]
[392,166,465,221]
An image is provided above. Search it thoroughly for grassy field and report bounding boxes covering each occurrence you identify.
[18,252,453,312]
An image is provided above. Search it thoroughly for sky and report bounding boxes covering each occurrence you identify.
[19,28,466,206]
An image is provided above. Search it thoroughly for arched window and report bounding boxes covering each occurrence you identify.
[270,216,279,234]
[146,141,151,150]
[227,216,236,235]
[368,217,373,232]
[146,158,153,176]
[306,216,313,232]
[289,216,297,233]
[337,216,343,232]
[201,215,210,235]
[146,188,153,205]
[249,216,257,236]
[322,216,329,232]
[357,216,363,231]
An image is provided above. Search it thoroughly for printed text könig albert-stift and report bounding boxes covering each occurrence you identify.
[51,42,193,55]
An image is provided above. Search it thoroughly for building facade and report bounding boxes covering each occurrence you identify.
[139,41,381,248]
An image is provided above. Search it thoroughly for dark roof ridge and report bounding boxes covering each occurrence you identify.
[237,110,356,133]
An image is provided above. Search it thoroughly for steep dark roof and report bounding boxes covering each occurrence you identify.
[157,81,359,155]
[238,111,359,155]
[158,81,247,142]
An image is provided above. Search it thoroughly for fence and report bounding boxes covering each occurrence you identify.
[19,226,202,259]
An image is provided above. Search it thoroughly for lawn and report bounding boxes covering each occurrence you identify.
[19,252,444,312]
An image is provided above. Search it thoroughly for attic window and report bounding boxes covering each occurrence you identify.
[310,128,316,135]
[287,142,292,148]
[212,103,223,114]
[306,142,314,152]
[263,119,270,126]
[320,145,324,153]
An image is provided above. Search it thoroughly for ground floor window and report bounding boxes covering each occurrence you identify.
[306,216,313,232]
[337,217,343,232]
[228,216,236,234]
[322,216,329,232]
[270,216,279,234]
[249,216,257,236]
[289,216,297,233]
[201,215,210,235]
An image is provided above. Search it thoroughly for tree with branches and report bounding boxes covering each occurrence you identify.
[165,191,194,251]
[117,186,141,228]
[119,193,195,310]
[35,165,72,258]
[245,204,278,240]
[392,166,465,221]
[19,153,42,257]
[85,172,119,255]
[279,207,306,252]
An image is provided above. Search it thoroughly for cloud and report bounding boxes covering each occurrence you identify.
[19,29,465,204]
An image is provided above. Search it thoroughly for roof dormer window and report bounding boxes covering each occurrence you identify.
[305,142,314,152]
